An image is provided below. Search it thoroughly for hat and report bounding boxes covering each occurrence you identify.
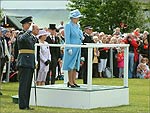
[0,26,3,31]
[2,28,9,35]
[143,31,149,35]
[80,57,85,62]
[48,24,56,30]
[69,9,83,18]
[84,26,93,29]
[20,16,32,24]
[37,30,50,39]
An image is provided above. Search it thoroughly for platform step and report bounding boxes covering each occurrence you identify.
[11,95,19,104]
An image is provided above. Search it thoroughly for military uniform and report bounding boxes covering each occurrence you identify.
[17,30,37,109]
[16,16,35,110]
[14,30,25,60]
[81,32,94,84]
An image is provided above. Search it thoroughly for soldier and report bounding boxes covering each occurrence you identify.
[45,24,60,85]
[14,16,33,60]
[17,16,39,110]
[81,26,94,84]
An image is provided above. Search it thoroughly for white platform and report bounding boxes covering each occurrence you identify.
[30,84,129,109]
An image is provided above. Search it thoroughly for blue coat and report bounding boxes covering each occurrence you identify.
[62,21,83,71]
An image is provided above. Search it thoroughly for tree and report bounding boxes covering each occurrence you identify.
[67,0,147,34]
[0,9,2,23]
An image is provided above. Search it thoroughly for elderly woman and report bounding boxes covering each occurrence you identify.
[63,9,83,88]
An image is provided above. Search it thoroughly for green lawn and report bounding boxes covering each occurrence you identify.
[0,78,150,113]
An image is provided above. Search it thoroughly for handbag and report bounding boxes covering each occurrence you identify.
[5,55,9,62]
[105,67,112,78]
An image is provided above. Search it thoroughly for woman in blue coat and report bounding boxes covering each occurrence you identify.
[63,9,83,88]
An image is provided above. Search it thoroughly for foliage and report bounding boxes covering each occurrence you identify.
[0,78,150,113]
[0,9,2,23]
[67,0,147,34]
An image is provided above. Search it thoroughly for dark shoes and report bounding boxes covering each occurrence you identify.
[74,84,80,87]
[20,107,34,110]
[67,82,80,88]
[67,82,76,88]
[26,107,34,110]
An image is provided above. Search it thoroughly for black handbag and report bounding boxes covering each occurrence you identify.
[5,55,9,62]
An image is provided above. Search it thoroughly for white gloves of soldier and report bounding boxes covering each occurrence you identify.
[68,49,72,55]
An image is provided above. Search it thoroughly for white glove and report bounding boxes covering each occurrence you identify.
[82,36,85,40]
[28,23,34,31]
[68,49,72,55]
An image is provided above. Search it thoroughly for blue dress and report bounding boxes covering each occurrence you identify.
[62,21,83,71]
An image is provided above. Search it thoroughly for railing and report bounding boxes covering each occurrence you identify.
[35,43,129,90]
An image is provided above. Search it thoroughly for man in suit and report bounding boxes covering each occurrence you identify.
[17,16,39,110]
[80,26,94,84]
[45,24,60,85]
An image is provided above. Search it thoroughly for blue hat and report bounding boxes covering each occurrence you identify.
[69,9,83,19]
[0,26,3,31]
[2,28,9,35]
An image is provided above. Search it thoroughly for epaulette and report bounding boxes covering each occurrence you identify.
[18,31,25,35]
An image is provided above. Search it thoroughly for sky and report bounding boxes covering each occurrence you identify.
[1,0,69,9]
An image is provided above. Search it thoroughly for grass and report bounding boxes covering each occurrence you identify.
[0,78,150,113]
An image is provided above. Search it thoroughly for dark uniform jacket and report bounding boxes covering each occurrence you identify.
[81,32,94,61]
[14,30,25,59]
[17,31,37,69]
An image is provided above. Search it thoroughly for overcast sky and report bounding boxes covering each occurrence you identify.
[1,1,69,9]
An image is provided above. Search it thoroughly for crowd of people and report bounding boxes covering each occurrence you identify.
[0,17,150,83]
[0,9,150,110]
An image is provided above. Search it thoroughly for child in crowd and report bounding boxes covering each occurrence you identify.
[9,55,17,82]
[136,58,149,78]
[117,47,124,78]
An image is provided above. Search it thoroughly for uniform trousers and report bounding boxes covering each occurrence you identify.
[18,67,34,109]
[0,58,5,79]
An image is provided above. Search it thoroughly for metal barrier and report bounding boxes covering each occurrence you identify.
[35,43,129,90]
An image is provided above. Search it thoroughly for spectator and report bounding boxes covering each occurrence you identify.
[92,36,99,78]
[113,27,122,37]
[136,58,149,79]
[98,36,109,77]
